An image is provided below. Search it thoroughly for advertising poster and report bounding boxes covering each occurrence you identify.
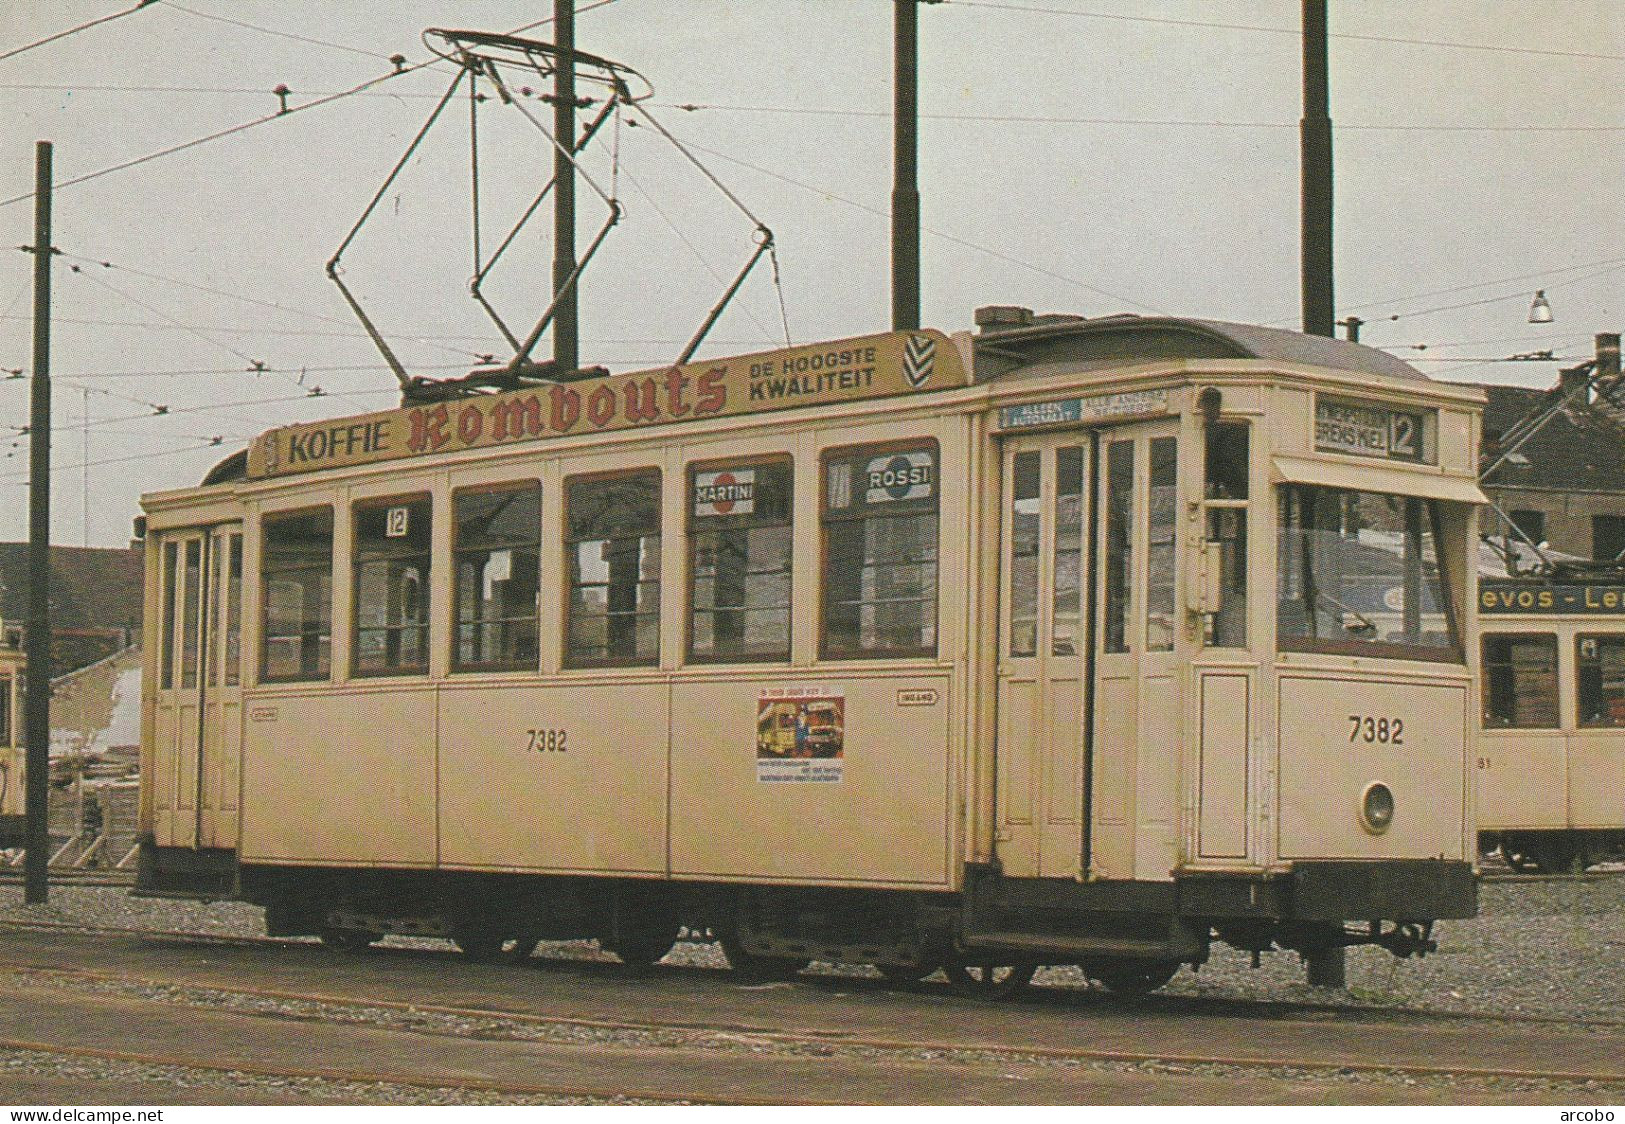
[756,686,844,784]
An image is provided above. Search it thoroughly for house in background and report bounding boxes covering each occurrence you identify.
[1479,370,1625,566]
[0,543,142,675]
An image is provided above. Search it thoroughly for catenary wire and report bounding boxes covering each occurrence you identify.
[0,0,623,209]
[675,136,1167,315]
[940,0,1625,63]
[0,1,158,65]
[157,1,396,62]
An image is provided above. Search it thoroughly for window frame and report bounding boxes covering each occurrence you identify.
[258,505,335,685]
[350,492,434,679]
[685,454,794,665]
[451,481,543,674]
[562,467,663,670]
[1275,485,1463,664]
[1576,632,1625,729]
[1481,631,1560,729]
[818,437,942,662]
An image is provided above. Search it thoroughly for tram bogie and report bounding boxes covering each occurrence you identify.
[137,314,1483,992]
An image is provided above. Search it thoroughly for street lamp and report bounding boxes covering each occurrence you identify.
[1528,290,1553,324]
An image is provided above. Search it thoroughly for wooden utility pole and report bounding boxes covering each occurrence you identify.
[1300,0,1334,339]
[892,0,921,332]
[25,140,54,904]
[552,0,578,375]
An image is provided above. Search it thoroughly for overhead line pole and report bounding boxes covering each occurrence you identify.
[892,0,921,331]
[1301,0,1334,339]
[25,141,54,904]
[552,0,579,374]
[1300,0,1346,990]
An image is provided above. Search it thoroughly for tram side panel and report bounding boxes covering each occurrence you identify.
[668,674,953,886]
[437,681,668,874]
[1276,675,1469,859]
[239,687,438,866]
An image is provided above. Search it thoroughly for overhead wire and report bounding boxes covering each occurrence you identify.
[660,102,1624,134]
[156,1,397,62]
[0,0,625,210]
[0,0,158,65]
[51,250,492,362]
[674,135,1167,315]
[939,0,1625,63]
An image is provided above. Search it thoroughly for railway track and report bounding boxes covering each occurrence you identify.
[2,913,1625,1034]
[2,916,1625,1103]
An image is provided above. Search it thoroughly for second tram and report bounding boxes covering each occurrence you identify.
[1478,573,1625,872]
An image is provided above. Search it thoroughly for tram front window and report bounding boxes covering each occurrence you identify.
[1277,486,1458,660]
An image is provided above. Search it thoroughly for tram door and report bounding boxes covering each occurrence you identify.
[996,435,1092,879]
[152,525,243,849]
[1090,423,1181,881]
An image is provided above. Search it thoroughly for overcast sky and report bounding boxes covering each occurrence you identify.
[0,1,1620,547]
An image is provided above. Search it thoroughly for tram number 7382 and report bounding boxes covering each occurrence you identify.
[1348,715,1405,745]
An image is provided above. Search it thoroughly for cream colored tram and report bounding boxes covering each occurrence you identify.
[137,312,1482,993]
[0,643,23,844]
[1477,576,1625,872]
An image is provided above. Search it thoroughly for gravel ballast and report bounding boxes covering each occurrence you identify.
[2,875,1622,1023]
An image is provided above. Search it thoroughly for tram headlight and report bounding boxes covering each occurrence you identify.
[1359,781,1395,834]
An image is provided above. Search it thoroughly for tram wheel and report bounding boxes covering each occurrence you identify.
[318,926,381,952]
[718,932,808,981]
[452,926,538,964]
[876,961,940,985]
[604,922,680,971]
[944,959,1036,1000]
[1501,843,1540,874]
[1085,957,1180,996]
[1530,836,1580,875]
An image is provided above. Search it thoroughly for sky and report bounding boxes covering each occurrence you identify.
[0,0,1620,548]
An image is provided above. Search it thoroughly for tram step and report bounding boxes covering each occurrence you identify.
[961,931,1198,961]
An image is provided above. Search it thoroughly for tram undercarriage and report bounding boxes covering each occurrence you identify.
[139,842,1472,996]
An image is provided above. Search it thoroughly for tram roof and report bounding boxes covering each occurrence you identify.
[974,314,1429,385]
[198,317,1437,487]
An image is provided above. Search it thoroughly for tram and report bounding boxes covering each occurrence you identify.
[0,642,21,846]
[135,310,1482,993]
[1477,571,1625,872]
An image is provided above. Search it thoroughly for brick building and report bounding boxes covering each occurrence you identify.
[0,544,143,675]
[1480,370,1625,564]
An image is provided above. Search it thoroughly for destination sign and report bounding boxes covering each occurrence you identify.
[1314,396,1430,463]
[1480,580,1625,615]
[246,330,967,480]
[998,388,1168,431]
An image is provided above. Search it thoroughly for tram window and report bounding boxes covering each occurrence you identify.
[1482,634,1558,728]
[261,508,333,682]
[1147,437,1178,651]
[353,496,432,677]
[1204,423,1249,648]
[180,539,203,690]
[1052,445,1086,656]
[160,540,178,690]
[689,459,792,663]
[822,442,939,658]
[224,534,242,687]
[1103,440,1133,654]
[453,484,541,672]
[1009,451,1041,658]
[208,533,243,688]
[1577,635,1625,727]
[1277,486,1460,661]
[566,471,661,667]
